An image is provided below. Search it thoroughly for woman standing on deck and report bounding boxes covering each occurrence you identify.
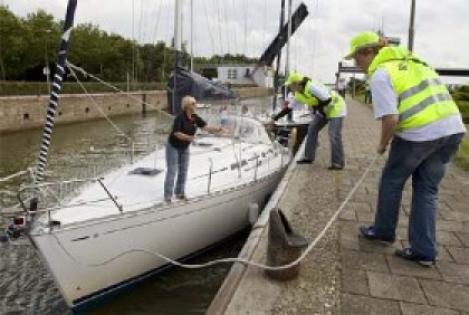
[164,96,222,203]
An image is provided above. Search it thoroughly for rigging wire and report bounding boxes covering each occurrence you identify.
[202,0,216,57]
[66,62,172,120]
[131,0,135,84]
[67,66,132,142]
[151,0,165,45]
[231,0,240,55]
[222,0,230,55]
[243,0,248,56]
[216,0,224,55]
[311,0,319,75]
[263,0,268,49]
[138,0,146,44]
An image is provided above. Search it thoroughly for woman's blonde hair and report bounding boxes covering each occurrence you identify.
[182,96,196,111]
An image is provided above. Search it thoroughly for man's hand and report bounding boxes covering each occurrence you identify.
[378,115,398,154]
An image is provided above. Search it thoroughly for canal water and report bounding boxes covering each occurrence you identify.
[0,97,274,314]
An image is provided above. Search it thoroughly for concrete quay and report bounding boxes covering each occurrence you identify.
[208,98,469,315]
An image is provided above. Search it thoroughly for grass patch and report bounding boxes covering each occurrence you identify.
[455,100,469,124]
[455,133,469,171]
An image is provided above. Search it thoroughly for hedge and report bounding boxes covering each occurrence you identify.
[0,81,166,96]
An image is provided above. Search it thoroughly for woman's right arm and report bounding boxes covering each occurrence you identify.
[174,132,194,142]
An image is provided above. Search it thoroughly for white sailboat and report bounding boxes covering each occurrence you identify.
[1,1,290,310]
[23,115,289,309]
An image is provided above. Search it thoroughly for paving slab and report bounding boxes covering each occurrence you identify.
[420,280,469,312]
[367,271,427,304]
[400,302,459,315]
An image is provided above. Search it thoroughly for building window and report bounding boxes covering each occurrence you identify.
[228,68,238,80]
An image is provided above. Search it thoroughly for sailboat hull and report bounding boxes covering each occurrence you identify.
[31,170,284,309]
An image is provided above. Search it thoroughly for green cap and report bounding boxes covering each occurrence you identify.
[345,31,380,59]
[285,72,304,86]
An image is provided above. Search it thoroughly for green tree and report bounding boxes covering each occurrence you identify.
[20,10,61,81]
[0,5,27,80]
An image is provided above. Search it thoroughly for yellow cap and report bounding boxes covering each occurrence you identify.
[285,72,304,86]
[345,31,380,59]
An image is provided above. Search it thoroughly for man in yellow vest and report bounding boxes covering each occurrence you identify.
[273,73,347,170]
[346,31,466,266]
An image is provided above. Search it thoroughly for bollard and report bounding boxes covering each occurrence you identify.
[265,208,308,281]
[248,203,259,226]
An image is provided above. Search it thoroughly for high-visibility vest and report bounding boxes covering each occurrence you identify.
[294,80,346,118]
[368,46,461,131]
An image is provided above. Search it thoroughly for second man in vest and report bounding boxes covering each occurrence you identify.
[274,72,347,170]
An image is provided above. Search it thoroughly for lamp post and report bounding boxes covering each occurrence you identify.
[408,0,416,52]
[44,29,52,94]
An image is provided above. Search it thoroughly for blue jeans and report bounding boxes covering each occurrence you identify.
[373,133,464,258]
[304,114,345,167]
[164,143,190,199]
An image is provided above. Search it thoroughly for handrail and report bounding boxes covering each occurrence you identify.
[16,176,124,218]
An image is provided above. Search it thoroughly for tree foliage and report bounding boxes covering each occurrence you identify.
[0,5,258,82]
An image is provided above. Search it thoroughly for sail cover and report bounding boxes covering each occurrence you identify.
[258,2,309,67]
[167,66,238,115]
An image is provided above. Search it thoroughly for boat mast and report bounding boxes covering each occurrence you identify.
[34,0,78,185]
[284,0,292,98]
[190,0,194,72]
[172,0,183,114]
[272,0,286,111]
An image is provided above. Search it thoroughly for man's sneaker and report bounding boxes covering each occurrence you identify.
[327,165,344,171]
[297,159,313,164]
[395,247,436,267]
[359,225,395,244]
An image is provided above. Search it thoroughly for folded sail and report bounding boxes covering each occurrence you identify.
[167,66,238,115]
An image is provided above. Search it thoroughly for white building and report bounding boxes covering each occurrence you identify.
[201,64,274,88]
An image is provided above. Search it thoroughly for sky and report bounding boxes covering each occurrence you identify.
[4,0,469,84]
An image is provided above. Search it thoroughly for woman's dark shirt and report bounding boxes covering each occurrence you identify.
[168,113,207,149]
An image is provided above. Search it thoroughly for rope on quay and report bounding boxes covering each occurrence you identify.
[52,154,380,270]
